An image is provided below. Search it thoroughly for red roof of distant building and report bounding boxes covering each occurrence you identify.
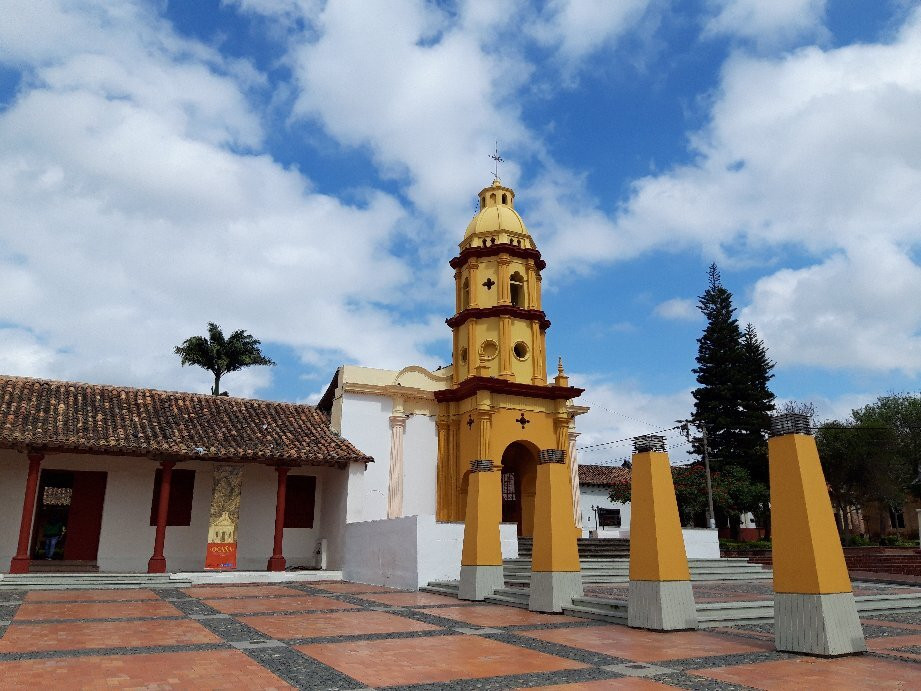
[578,464,630,486]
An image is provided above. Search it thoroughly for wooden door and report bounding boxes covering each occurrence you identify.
[63,471,108,561]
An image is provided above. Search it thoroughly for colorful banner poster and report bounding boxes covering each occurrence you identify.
[205,465,242,570]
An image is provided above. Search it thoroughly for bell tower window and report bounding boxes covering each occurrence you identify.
[462,277,470,310]
[510,271,525,307]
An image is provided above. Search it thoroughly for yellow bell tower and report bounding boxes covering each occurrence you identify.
[435,179,583,537]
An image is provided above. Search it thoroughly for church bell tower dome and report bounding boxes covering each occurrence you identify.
[462,179,534,251]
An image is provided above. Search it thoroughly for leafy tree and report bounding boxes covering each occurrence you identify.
[174,322,276,396]
[816,420,895,541]
[607,463,764,528]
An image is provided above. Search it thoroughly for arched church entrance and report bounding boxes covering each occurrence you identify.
[500,441,538,537]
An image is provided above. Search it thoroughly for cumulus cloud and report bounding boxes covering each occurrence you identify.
[0,0,444,395]
[556,7,921,374]
[654,298,699,321]
[703,0,829,50]
[528,0,657,64]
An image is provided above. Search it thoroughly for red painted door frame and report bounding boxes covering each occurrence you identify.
[63,471,108,561]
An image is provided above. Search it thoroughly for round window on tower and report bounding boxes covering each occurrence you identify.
[460,347,468,364]
[480,340,498,361]
[513,341,529,360]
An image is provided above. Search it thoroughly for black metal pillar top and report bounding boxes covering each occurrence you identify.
[769,413,813,437]
[538,449,566,464]
[632,435,666,453]
[469,459,494,472]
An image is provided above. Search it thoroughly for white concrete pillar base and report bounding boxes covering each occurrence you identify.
[775,592,866,656]
[528,571,583,613]
[627,580,697,630]
[458,564,504,601]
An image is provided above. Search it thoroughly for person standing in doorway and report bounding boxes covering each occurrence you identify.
[43,519,65,559]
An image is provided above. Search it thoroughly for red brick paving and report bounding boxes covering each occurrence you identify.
[297,633,587,687]
[24,589,159,602]
[202,594,357,614]
[180,585,303,598]
[241,609,440,639]
[424,604,583,627]
[0,619,219,653]
[692,654,921,689]
[14,600,182,621]
[521,625,773,662]
[0,650,291,690]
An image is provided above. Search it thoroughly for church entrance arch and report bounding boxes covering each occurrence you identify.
[500,441,538,537]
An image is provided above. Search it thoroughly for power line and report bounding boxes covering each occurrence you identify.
[577,424,682,451]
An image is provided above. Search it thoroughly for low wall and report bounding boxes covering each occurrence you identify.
[682,528,720,559]
[343,515,518,590]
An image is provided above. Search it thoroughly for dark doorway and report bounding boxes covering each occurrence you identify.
[500,442,538,537]
[31,470,108,562]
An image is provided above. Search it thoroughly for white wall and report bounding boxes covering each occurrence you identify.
[578,486,631,538]
[682,528,720,559]
[0,450,214,573]
[237,464,338,571]
[0,451,28,570]
[343,515,519,590]
[338,393,392,521]
[402,414,437,516]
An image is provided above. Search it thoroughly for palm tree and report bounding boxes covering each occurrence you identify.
[174,322,276,396]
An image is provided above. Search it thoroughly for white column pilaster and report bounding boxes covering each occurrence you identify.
[387,414,407,519]
[568,427,582,529]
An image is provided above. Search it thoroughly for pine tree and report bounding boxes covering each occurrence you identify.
[691,264,747,471]
[738,322,775,484]
[690,265,775,534]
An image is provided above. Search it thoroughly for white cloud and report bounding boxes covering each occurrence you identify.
[654,298,699,321]
[703,0,829,50]
[741,243,921,375]
[558,8,921,373]
[0,0,444,395]
[528,0,657,64]
[573,373,693,465]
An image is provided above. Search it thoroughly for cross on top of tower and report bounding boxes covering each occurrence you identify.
[489,142,503,182]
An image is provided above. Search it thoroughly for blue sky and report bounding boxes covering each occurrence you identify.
[2,1,920,464]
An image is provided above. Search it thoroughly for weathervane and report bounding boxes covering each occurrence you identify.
[489,141,503,181]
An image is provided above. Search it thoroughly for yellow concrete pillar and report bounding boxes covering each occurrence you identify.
[768,413,865,655]
[459,459,504,600]
[529,449,583,612]
[627,435,697,630]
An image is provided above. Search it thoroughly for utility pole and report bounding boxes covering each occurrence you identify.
[701,424,716,529]
[681,420,716,529]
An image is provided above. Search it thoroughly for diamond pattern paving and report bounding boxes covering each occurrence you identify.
[0,580,917,688]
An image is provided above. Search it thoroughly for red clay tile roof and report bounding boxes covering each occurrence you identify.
[0,375,372,466]
[578,464,630,486]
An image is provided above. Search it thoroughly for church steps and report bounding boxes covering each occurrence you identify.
[0,573,193,590]
[424,580,921,627]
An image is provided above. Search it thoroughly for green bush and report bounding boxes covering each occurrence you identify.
[845,535,872,547]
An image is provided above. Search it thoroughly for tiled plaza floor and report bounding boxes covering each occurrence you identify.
[0,581,919,689]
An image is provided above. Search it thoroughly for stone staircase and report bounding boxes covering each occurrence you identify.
[0,572,193,590]
[507,538,771,585]
[422,581,921,628]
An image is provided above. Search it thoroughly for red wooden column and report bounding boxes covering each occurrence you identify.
[147,460,175,574]
[267,466,290,571]
[9,452,43,574]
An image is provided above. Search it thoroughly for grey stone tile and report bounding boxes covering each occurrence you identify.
[229,638,286,649]
[602,662,677,677]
